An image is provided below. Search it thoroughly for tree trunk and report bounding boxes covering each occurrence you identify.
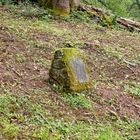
[38,0,80,15]
[53,0,70,15]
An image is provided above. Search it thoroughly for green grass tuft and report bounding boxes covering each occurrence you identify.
[62,92,92,109]
[124,81,140,97]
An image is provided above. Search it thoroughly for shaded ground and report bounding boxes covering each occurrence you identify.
[0,4,140,140]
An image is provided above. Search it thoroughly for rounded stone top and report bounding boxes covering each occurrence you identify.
[54,50,64,59]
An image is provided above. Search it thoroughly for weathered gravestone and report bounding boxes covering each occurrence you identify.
[49,48,92,91]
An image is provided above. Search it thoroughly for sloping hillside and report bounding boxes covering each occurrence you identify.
[0,4,140,140]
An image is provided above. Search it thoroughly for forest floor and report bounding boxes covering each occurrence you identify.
[0,4,140,140]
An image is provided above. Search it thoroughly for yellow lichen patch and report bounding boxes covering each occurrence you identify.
[53,0,70,16]
[60,48,92,91]
[53,7,70,16]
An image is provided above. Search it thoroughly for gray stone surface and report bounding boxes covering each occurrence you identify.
[70,57,89,83]
[49,48,91,91]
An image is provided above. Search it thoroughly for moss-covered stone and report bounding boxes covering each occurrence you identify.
[53,0,70,16]
[49,48,92,91]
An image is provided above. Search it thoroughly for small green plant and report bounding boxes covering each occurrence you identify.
[34,127,49,140]
[61,10,91,23]
[115,119,140,140]
[26,101,47,124]
[0,0,13,5]
[71,10,91,22]
[0,95,16,115]
[35,57,51,67]
[124,81,140,97]
[45,120,95,140]
[15,53,26,63]
[104,46,123,60]
[100,14,117,27]
[52,84,92,109]
[0,119,19,139]
[4,123,19,138]
[62,92,92,109]
[52,84,64,93]
[95,126,122,140]
[17,2,52,20]
[33,127,61,140]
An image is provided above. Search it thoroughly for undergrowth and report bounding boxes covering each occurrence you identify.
[0,2,140,140]
[0,93,127,139]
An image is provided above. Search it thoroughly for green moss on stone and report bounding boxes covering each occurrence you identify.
[58,48,92,91]
[53,0,70,16]
[53,7,70,16]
